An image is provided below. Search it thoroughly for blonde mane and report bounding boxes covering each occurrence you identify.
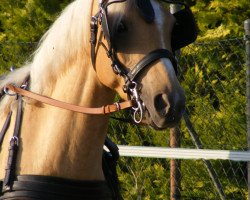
[31,0,93,93]
[0,0,94,112]
[0,0,139,114]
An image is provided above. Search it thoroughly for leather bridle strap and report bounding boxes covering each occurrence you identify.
[5,85,133,115]
[127,49,177,82]
[3,95,23,191]
[0,111,12,145]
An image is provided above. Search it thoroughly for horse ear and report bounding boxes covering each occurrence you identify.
[135,0,155,23]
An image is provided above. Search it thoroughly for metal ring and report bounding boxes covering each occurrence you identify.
[133,107,143,124]
[132,100,144,124]
[4,87,16,96]
[21,82,28,90]
[128,81,137,90]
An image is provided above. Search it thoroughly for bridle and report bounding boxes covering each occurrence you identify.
[90,0,180,123]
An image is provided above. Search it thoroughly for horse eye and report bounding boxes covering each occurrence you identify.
[117,21,128,33]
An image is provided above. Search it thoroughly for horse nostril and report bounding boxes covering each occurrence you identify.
[154,94,171,117]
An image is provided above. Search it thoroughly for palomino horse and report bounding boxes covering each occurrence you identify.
[0,0,197,199]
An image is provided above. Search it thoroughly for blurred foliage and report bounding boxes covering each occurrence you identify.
[0,0,72,73]
[0,0,72,42]
[0,0,249,199]
[192,0,250,40]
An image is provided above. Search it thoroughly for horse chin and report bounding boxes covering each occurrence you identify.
[141,109,177,130]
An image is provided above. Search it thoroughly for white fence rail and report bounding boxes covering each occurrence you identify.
[118,146,250,161]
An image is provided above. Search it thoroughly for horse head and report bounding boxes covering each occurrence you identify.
[92,0,196,129]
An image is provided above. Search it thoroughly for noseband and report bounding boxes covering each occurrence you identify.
[90,0,181,123]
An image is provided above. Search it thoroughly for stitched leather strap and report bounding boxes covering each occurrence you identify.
[0,112,12,145]
[5,85,133,115]
[127,49,177,81]
[3,95,23,191]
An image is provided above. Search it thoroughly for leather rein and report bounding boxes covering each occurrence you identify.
[4,84,133,115]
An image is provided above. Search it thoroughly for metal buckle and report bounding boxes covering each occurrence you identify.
[99,8,105,24]
[10,136,19,146]
[113,102,121,111]
[128,82,144,123]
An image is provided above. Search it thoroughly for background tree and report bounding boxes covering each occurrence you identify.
[0,0,72,72]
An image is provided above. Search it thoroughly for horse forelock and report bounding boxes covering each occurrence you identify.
[108,0,168,44]
[107,0,133,37]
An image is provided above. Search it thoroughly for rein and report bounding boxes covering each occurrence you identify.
[4,84,133,115]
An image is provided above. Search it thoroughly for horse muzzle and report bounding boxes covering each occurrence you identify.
[142,89,185,130]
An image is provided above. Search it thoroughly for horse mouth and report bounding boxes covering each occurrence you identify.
[141,108,178,130]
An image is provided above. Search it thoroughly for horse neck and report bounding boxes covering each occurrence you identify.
[19,62,115,180]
